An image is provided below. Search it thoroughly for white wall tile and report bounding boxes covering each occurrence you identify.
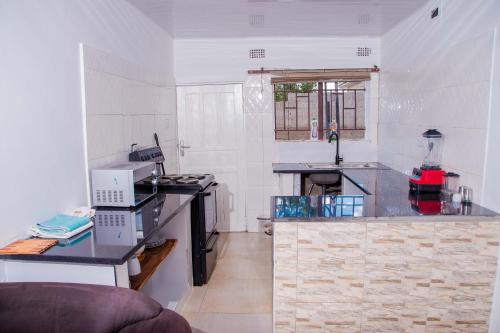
[246,163,264,187]
[246,187,264,211]
[155,115,177,142]
[379,3,496,203]
[84,47,177,170]
[86,115,125,160]
[246,209,265,233]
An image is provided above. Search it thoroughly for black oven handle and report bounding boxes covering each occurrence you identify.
[204,231,219,253]
[203,182,219,196]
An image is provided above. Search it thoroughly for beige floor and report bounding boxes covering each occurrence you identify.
[182,232,273,333]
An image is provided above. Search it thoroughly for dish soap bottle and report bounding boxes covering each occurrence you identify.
[329,121,338,142]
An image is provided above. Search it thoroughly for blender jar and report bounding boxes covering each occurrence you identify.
[443,172,460,200]
[444,172,460,193]
[422,129,443,169]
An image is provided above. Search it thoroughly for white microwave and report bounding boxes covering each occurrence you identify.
[90,162,158,207]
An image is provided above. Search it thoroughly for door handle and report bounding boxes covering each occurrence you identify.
[179,140,191,156]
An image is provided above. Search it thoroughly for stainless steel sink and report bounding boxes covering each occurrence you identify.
[306,163,341,169]
[341,162,379,169]
[306,162,379,169]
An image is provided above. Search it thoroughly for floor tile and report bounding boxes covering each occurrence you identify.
[211,255,272,281]
[187,313,272,333]
[183,232,273,331]
[201,278,273,313]
[222,232,272,259]
[183,285,208,313]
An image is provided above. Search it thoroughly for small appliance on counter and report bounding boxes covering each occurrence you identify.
[409,129,445,192]
[90,161,158,207]
[442,172,460,200]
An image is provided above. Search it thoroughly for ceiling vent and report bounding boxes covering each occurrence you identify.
[249,14,265,26]
[249,49,266,59]
[358,14,371,25]
[356,47,372,57]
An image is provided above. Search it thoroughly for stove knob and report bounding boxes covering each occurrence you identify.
[152,168,159,176]
[151,178,158,186]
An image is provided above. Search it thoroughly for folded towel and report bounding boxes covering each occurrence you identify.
[37,214,90,234]
[31,221,94,239]
[65,207,96,219]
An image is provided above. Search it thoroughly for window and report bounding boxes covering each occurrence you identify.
[273,81,366,141]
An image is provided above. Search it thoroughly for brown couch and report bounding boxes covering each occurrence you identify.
[0,282,192,333]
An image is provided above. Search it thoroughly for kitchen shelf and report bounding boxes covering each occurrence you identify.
[130,239,177,291]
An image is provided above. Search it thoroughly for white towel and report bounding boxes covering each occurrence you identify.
[65,207,96,219]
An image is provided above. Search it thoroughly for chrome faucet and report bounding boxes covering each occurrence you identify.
[328,131,343,165]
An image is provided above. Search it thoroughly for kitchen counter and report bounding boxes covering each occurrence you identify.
[271,167,498,221]
[0,192,197,265]
[272,165,500,332]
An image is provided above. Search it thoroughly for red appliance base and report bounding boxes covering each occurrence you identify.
[408,192,442,215]
[409,168,445,193]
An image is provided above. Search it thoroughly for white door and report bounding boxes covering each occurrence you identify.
[177,84,245,232]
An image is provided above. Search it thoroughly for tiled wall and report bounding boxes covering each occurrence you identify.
[244,74,279,232]
[274,220,500,333]
[83,46,178,173]
[378,0,499,203]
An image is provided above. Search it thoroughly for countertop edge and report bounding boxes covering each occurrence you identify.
[0,193,197,266]
[113,192,196,265]
[271,215,500,223]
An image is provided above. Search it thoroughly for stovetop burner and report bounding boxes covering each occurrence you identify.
[163,174,183,180]
[142,173,215,190]
[177,178,200,184]
[184,174,206,180]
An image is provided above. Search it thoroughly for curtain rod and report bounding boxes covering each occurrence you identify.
[247,66,380,75]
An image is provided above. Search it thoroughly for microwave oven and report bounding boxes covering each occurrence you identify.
[90,161,158,207]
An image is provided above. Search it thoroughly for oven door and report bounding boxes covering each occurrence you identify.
[203,182,219,241]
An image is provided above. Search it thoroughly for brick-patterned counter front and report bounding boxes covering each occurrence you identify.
[273,220,500,333]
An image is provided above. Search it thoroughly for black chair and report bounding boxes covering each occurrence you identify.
[308,173,341,195]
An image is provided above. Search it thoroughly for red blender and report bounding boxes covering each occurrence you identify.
[409,129,445,193]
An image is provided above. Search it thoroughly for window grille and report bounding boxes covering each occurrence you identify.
[274,81,366,141]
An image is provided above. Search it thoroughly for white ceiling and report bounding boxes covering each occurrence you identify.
[127,0,429,38]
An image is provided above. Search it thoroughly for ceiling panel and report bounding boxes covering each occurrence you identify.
[127,0,428,38]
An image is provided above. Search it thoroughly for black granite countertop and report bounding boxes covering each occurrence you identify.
[271,168,498,221]
[0,191,197,265]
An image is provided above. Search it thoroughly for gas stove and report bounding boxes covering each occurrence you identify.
[141,173,215,191]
